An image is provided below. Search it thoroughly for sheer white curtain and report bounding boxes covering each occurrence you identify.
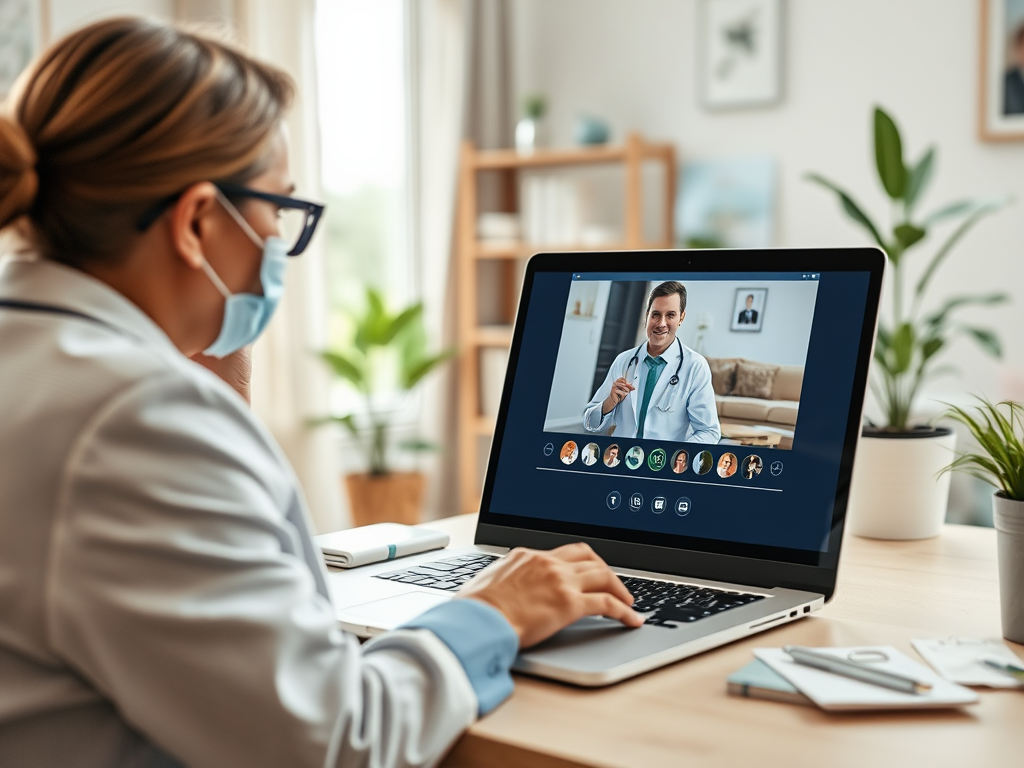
[176,0,344,532]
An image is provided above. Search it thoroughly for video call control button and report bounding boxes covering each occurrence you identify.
[674,497,692,517]
[629,493,644,513]
[543,443,554,457]
[770,461,784,477]
[606,491,622,510]
[652,496,667,514]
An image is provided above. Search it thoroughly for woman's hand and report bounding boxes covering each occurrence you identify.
[458,543,643,648]
[190,347,252,404]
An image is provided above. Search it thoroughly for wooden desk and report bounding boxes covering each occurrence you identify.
[428,516,1023,768]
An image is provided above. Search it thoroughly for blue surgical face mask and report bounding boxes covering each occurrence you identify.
[200,190,289,358]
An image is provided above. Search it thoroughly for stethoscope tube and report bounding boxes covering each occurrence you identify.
[626,337,683,386]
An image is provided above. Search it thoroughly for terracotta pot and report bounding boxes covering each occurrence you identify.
[345,472,425,527]
[846,426,956,540]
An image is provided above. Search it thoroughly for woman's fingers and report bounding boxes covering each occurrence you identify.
[579,592,645,627]
[572,562,635,605]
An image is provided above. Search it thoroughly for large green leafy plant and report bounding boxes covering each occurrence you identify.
[319,288,453,476]
[808,107,1009,431]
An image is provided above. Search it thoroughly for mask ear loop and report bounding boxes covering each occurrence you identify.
[214,188,265,248]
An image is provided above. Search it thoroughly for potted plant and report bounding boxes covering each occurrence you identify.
[942,399,1024,643]
[318,288,453,527]
[808,106,1009,539]
[515,93,547,154]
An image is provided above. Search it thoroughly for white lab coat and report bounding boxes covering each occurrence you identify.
[582,341,721,443]
[0,257,478,768]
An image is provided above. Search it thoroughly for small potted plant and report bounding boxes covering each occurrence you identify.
[942,399,1024,643]
[317,288,453,527]
[808,106,1009,539]
[515,93,547,154]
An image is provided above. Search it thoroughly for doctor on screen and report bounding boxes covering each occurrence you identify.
[583,281,721,443]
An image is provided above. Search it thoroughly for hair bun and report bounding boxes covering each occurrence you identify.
[0,114,39,231]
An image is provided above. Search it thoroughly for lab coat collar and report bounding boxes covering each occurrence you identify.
[640,335,682,367]
[0,256,179,354]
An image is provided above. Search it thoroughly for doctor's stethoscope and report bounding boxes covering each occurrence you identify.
[625,337,684,386]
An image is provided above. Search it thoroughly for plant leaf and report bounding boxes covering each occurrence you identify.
[890,322,915,374]
[874,107,906,199]
[402,348,457,390]
[923,293,1009,328]
[904,147,935,212]
[894,223,926,250]
[398,437,440,453]
[914,198,1009,299]
[922,199,977,227]
[959,326,1002,358]
[319,350,366,389]
[380,303,423,346]
[805,173,885,249]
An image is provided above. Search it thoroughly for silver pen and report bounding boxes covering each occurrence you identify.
[783,646,933,695]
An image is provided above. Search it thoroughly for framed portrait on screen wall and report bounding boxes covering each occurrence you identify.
[980,0,1024,140]
[731,288,766,332]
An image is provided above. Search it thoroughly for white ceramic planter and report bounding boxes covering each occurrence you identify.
[993,493,1024,644]
[846,427,957,540]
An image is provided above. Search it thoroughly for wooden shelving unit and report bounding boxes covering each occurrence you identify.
[455,133,677,514]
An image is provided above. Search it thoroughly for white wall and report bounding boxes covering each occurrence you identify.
[678,279,818,365]
[48,0,174,37]
[511,0,1024,412]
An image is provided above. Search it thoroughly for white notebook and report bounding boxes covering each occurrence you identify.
[753,646,979,711]
[315,523,449,568]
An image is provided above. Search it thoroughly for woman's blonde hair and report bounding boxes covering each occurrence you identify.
[0,16,294,265]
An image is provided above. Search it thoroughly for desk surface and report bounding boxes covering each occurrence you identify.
[428,516,1023,768]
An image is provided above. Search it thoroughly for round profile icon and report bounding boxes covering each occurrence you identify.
[693,450,713,476]
[581,442,600,466]
[559,440,578,465]
[624,445,645,470]
[742,454,763,480]
[671,449,689,475]
[647,447,668,471]
[717,452,738,478]
[603,443,621,468]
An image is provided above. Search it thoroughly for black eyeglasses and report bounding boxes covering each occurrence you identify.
[135,182,326,257]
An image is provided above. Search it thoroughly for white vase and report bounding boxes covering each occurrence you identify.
[993,492,1024,644]
[846,427,956,540]
[515,117,543,154]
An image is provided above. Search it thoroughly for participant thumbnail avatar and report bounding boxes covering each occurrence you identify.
[648,448,668,471]
[742,454,763,479]
[581,442,600,466]
[671,449,689,474]
[718,452,738,478]
[693,450,713,475]
[560,440,578,465]
[603,443,621,467]
[625,446,645,470]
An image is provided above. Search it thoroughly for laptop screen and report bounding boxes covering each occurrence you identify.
[480,252,881,568]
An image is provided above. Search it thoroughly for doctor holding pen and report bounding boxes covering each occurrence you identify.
[584,281,721,443]
[0,18,642,768]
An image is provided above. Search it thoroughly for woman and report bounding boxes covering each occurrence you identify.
[671,449,689,474]
[743,454,763,479]
[0,18,640,768]
[560,440,579,464]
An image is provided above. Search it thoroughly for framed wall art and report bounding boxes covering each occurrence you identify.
[730,288,767,332]
[699,0,784,110]
[980,0,1024,140]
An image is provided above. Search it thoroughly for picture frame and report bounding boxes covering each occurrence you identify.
[699,0,783,110]
[979,0,1024,141]
[730,288,767,332]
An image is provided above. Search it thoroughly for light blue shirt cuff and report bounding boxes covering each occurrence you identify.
[402,598,519,716]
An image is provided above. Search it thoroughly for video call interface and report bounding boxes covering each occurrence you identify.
[486,269,874,561]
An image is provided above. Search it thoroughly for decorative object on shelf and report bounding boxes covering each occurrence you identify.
[476,212,521,242]
[515,93,547,154]
[574,114,610,145]
[807,106,1010,540]
[316,288,454,527]
[979,0,1024,141]
[676,156,776,248]
[699,0,783,109]
[942,398,1024,643]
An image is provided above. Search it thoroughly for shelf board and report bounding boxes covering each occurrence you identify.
[475,241,629,259]
[472,326,514,347]
[470,141,674,170]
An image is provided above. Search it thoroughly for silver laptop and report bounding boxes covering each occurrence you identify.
[329,247,884,686]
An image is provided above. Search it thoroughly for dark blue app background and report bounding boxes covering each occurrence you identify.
[488,271,871,553]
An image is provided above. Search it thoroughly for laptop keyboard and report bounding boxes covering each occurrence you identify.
[621,576,766,627]
[375,554,766,628]
[374,553,499,591]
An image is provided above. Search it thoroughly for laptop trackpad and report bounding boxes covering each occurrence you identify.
[342,592,451,631]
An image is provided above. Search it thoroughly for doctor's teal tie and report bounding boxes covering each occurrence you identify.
[637,356,666,438]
